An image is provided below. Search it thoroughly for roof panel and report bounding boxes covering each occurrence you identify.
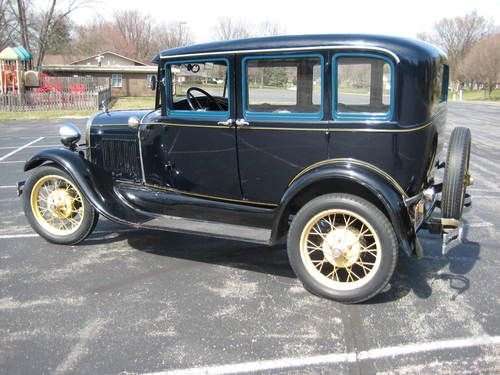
[151,34,444,64]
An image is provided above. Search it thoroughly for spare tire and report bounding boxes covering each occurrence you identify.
[441,127,471,220]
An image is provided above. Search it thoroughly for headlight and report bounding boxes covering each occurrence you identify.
[59,123,81,149]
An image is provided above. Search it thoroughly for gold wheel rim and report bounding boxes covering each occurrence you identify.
[30,175,85,236]
[300,209,382,291]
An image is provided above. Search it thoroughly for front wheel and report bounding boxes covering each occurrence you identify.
[287,194,398,303]
[23,165,98,245]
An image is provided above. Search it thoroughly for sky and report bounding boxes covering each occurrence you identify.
[72,0,500,43]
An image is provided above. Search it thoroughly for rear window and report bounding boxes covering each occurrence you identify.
[334,55,393,120]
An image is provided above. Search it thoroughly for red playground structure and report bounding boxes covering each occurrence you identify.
[0,46,33,94]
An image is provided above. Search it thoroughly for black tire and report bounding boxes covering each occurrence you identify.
[23,165,98,245]
[441,127,471,220]
[287,193,398,303]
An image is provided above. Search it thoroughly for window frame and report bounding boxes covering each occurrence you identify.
[164,57,231,120]
[242,53,325,122]
[111,73,123,88]
[332,53,395,122]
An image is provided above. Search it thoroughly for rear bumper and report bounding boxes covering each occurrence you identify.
[407,181,472,255]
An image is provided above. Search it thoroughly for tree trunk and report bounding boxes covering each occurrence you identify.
[16,0,30,51]
[35,0,57,68]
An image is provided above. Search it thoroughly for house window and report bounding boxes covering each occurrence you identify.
[243,55,323,120]
[111,74,123,88]
[334,54,394,120]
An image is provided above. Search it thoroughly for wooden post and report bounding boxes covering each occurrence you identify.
[0,61,3,94]
[16,60,21,95]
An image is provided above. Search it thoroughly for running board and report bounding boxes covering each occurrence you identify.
[141,214,271,245]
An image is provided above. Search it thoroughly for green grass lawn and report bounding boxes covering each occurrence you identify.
[460,89,500,101]
[0,109,94,121]
[0,96,156,121]
[109,96,155,110]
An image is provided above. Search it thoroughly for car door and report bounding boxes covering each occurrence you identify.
[235,53,329,204]
[141,57,241,200]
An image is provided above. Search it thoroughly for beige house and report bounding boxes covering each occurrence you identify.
[42,51,157,96]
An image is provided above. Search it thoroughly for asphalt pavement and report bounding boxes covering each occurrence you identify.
[0,101,499,374]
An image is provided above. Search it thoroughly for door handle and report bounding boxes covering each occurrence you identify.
[235,119,250,128]
[217,119,235,127]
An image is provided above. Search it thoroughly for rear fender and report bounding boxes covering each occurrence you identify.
[271,160,415,256]
[24,148,148,226]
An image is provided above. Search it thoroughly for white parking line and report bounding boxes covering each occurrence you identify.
[0,137,44,161]
[0,144,59,150]
[0,160,24,164]
[0,185,17,189]
[144,335,500,375]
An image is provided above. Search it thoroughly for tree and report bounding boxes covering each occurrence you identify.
[37,0,96,66]
[0,0,16,49]
[462,33,500,97]
[5,0,94,66]
[113,9,154,62]
[211,18,284,41]
[155,22,193,50]
[417,11,496,80]
[44,16,72,54]
[72,15,194,63]
[212,18,252,41]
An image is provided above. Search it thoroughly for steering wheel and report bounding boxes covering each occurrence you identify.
[186,87,223,111]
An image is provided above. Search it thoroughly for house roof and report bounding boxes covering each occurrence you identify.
[70,51,150,66]
[41,65,157,74]
[152,34,445,64]
[43,54,86,65]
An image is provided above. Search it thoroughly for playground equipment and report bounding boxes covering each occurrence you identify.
[0,45,36,94]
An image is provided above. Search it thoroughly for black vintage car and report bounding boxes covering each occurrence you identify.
[19,35,472,303]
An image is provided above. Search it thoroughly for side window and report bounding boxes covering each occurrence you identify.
[243,55,323,120]
[440,65,449,102]
[166,59,229,117]
[334,54,393,120]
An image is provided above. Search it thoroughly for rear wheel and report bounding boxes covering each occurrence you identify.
[441,127,472,220]
[287,194,398,303]
[23,165,98,245]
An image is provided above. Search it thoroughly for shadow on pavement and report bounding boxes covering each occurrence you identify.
[370,222,480,304]
[85,220,480,303]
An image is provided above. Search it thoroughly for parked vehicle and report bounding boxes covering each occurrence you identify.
[19,35,472,303]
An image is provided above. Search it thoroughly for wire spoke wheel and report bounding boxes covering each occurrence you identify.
[30,175,85,236]
[299,209,382,291]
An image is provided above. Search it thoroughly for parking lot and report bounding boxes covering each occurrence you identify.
[0,101,499,374]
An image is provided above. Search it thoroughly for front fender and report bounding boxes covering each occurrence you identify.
[271,160,415,256]
[24,147,149,226]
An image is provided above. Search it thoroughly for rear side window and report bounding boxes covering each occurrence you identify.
[440,64,449,102]
[334,54,394,120]
[243,55,323,120]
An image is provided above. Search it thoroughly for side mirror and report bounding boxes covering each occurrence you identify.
[128,116,140,129]
[149,75,157,91]
[59,123,81,149]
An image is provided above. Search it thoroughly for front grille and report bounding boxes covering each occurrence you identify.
[101,139,141,180]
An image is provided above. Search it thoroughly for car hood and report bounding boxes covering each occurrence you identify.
[91,110,155,126]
